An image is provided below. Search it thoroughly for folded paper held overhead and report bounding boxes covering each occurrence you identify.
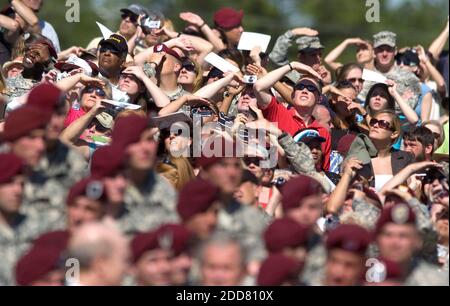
[237,32,271,53]
[96,22,115,40]
[204,53,240,73]
[101,99,141,110]
[152,111,192,130]
[362,69,388,84]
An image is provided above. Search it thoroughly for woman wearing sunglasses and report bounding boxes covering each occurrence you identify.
[177,57,203,93]
[60,98,113,161]
[365,110,414,191]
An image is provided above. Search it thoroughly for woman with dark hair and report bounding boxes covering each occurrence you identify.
[336,63,365,98]
[364,81,419,126]
[118,65,170,114]
[328,81,368,173]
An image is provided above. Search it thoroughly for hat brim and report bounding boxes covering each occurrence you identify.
[120,8,139,17]
[302,136,326,144]
[373,42,396,49]
[298,46,325,53]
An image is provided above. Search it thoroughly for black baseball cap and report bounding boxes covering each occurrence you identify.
[99,34,128,56]
[120,4,148,17]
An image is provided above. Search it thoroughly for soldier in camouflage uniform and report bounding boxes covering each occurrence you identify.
[374,202,449,286]
[5,84,87,225]
[196,139,268,264]
[359,31,421,113]
[111,115,179,236]
[3,34,57,112]
[269,28,324,84]
[0,153,55,286]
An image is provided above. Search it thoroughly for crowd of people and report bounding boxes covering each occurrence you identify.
[0,1,449,286]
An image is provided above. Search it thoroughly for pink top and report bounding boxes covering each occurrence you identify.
[64,108,86,127]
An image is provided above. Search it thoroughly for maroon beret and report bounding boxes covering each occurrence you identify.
[33,230,71,250]
[326,224,371,255]
[66,177,107,206]
[375,203,416,235]
[214,7,244,30]
[55,60,99,76]
[0,153,24,184]
[111,114,150,148]
[196,137,240,169]
[157,224,193,256]
[131,230,159,263]
[15,245,64,286]
[281,175,323,212]
[91,145,126,179]
[153,44,182,62]
[177,179,221,221]
[337,134,357,156]
[257,254,302,286]
[1,107,50,142]
[264,218,309,254]
[26,83,65,112]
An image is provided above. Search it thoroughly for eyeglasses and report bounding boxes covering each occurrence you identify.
[295,82,319,93]
[89,119,109,133]
[182,62,196,73]
[243,157,262,167]
[84,86,106,97]
[347,78,364,84]
[369,118,394,131]
[99,46,121,56]
[121,13,138,24]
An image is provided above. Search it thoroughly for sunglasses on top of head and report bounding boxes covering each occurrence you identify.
[369,118,394,131]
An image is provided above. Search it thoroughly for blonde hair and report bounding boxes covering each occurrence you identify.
[374,109,402,143]
[156,156,195,191]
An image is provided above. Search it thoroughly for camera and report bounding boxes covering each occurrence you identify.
[243,75,257,84]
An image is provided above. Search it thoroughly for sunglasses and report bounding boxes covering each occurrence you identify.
[182,62,196,73]
[347,78,364,84]
[243,157,262,167]
[99,46,121,56]
[121,13,138,24]
[295,82,319,93]
[369,118,394,131]
[120,73,140,83]
[89,119,109,133]
[191,107,213,117]
[83,86,106,97]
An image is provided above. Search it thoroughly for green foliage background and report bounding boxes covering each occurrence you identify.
[40,0,448,63]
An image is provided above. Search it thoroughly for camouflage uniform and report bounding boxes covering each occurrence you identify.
[359,31,421,113]
[301,237,327,285]
[269,33,324,84]
[404,260,449,286]
[3,75,38,104]
[352,197,381,230]
[22,141,88,226]
[278,132,317,175]
[216,200,268,262]
[119,172,179,236]
[0,211,55,285]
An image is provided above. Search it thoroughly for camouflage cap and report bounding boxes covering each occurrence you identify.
[296,36,324,52]
[373,31,397,48]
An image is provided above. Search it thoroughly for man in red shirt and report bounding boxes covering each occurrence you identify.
[254,61,331,170]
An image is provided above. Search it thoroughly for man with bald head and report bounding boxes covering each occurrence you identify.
[66,221,130,286]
